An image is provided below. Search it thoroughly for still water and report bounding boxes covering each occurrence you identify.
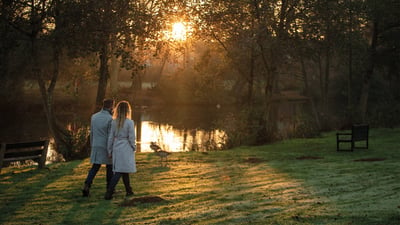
[51,105,230,161]
[122,105,228,152]
[1,103,230,162]
[135,121,226,152]
[46,119,226,162]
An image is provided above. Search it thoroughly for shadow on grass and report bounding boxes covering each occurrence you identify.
[61,196,122,225]
[0,161,81,224]
[120,195,168,207]
[151,166,171,174]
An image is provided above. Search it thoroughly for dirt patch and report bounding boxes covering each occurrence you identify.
[353,158,386,162]
[296,156,323,160]
[120,196,167,207]
[244,157,267,163]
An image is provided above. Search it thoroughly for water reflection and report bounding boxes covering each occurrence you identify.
[44,105,228,161]
[0,103,231,163]
[47,119,226,162]
[137,121,226,152]
[134,105,228,152]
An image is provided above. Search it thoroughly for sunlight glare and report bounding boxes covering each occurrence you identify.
[171,22,187,41]
[138,121,227,152]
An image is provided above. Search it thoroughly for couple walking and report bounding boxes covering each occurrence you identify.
[82,99,137,200]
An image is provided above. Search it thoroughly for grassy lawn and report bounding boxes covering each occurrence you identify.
[1,128,399,225]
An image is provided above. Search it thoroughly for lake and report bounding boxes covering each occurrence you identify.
[1,102,231,161]
[133,105,229,152]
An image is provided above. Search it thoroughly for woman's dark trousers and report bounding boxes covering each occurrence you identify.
[104,172,133,199]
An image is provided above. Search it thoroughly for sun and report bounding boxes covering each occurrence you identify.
[171,22,187,41]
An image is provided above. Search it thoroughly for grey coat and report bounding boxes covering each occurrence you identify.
[107,119,136,173]
[90,109,113,165]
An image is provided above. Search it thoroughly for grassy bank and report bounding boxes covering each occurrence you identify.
[1,128,399,224]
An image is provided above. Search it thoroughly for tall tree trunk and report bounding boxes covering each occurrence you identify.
[35,1,72,160]
[299,51,321,130]
[155,50,169,83]
[130,70,142,103]
[254,1,280,142]
[278,0,288,39]
[109,46,119,96]
[347,1,353,113]
[324,45,330,111]
[359,20,378,122]
[0,0,10,84]
[347,39,353,112]
[257,40,278,142]
[95,44,109,111]
[37,44,72,160]
[133,110,142,152]
[247,45,255,104]
[318,53,324,104]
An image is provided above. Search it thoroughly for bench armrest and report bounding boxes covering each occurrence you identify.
[337,133,352,142]
[336,132,352,136]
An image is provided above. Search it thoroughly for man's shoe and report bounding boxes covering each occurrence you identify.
[104,190,113,200]
[82,184,90,197]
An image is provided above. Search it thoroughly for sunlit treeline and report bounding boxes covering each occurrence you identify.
[1,0,399,160]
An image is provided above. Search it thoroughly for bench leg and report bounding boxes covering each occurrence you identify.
[38,140,50,169]
[0,143,5,173]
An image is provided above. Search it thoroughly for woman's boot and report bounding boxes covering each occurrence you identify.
[126,186,134,196]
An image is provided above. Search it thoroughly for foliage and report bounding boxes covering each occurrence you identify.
[66,124,91,160]
[154,42,235,105]
[367,75,400,127]
[214,112,251,149]
[290,113,320,138]
[214,107,271,148]
[1,0,400,159]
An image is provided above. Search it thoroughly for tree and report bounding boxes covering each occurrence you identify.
[358,0,400,122]
[0,0,80,158]
[194,0,308,142]
[63,0,132,110]
[0,0,22,100]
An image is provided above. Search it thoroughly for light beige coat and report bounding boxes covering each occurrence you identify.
[107,119,136,173]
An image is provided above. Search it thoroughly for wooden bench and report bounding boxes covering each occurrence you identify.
[336,124,369,151]
[0,140,50,173]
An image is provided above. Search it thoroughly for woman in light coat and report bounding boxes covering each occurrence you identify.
[105,100,136,200]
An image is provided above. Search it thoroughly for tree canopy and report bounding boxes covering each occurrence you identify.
[1,0,399,157]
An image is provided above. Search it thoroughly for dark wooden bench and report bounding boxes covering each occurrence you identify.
[336,124,369,151]
[0,140,50,173]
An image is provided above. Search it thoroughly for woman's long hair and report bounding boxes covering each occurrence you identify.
[113,101,132,131]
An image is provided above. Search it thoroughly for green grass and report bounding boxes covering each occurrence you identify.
[1,128,400,224]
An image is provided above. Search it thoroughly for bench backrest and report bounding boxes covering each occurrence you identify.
[4,140,48,158]
[352,124,369,141]
[0,140,49,173]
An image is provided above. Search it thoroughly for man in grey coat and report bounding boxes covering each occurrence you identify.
[82,99,114,197]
